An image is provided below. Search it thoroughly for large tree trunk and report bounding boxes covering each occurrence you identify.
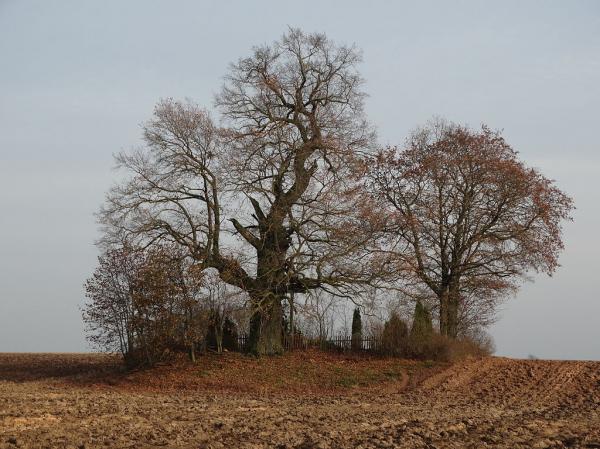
[288,292,294,337]
[438,284,460,338]
[247,220,289,355]
[447,294,459,338]
[439,288,449,336]
[247,293,283,355]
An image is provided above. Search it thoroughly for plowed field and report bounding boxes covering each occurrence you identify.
[1,353,599,448]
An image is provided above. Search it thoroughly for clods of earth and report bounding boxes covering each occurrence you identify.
[1,352,599,448]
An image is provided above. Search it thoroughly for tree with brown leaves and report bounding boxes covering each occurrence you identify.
[83,245,207,366]
[83,245,142,364]
[366,120,574,338]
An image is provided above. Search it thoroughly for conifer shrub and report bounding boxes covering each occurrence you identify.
[351,308,363,351]
[407,301,434,358]
[381,312,409,356]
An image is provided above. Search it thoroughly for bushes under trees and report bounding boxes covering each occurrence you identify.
[83,245,208,367]
[377,302,492,361]
[83,245,247,367]
[84,244,494,367]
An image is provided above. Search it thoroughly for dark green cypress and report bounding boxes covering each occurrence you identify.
[382,312,408,356]
[410,301,433,340]
[351,307,362,351]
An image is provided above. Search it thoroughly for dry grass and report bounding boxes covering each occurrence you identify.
[0,351,444,395]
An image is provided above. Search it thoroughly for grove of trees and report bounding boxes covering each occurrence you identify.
[84,29,574,362]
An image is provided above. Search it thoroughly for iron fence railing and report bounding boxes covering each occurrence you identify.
[236,334,384,353]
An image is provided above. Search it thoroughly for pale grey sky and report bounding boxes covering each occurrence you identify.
[1,0,598,359]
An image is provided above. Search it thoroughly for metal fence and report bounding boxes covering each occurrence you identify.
[236,334,384,353]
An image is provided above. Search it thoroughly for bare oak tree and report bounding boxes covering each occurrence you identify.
[365,120,574,337]
[100,29,378,355]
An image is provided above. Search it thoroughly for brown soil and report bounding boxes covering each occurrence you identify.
[0,352,599,448]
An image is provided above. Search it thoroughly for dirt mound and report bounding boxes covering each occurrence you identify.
[0,351,428,395]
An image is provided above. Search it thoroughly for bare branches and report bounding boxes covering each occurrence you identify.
[93,31,573,352]
[97,30,380,354]
[99,100,221,259]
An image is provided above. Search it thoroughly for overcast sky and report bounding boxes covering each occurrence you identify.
[1,0,598,359]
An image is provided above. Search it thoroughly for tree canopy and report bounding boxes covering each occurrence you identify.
[365,120,574,337]
[99,29,382,354]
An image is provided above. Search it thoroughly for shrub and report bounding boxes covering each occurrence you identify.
[407,333,494,362]
[402,302,494,361]
[382,312,408,356]
[462,327,496,355]
[407,301,433,357]
[410,301,433,340]
[351,308,363,351]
